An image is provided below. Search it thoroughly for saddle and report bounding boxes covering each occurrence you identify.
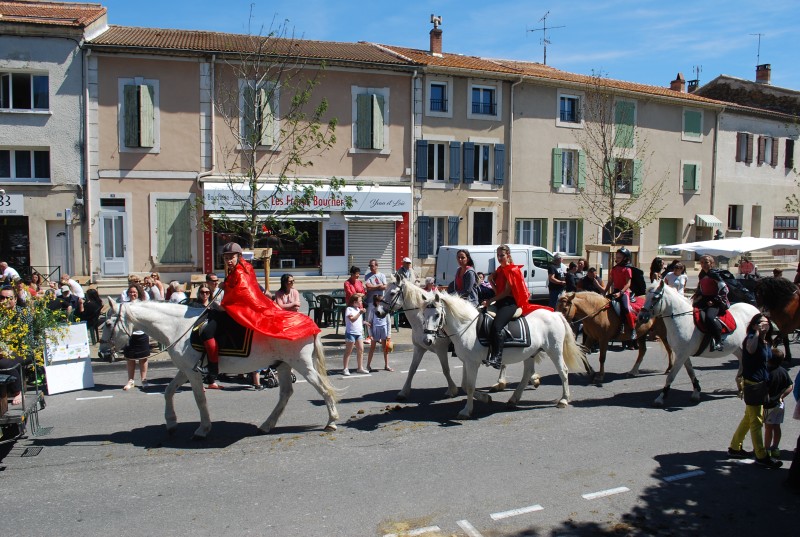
[607,295,643,319]
[691,308,736,356]
[190,317,255,357]
[476,305,531,348]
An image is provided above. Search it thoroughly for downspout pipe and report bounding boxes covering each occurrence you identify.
[197,54,217,182]
[507,77,524,243]
[710,108,720,215]
[410,69,418,261]
[84,47,93,280]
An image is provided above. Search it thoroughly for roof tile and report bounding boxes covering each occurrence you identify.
[0,1,105,28]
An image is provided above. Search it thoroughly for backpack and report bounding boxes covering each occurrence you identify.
[629,265,647,297]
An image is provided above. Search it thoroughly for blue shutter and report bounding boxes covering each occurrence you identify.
[417,216,430,258]
[449,141,461,183]
[415,139,428,182]
[463,142,475,183]
[447,216,459,245]
[493,144,505,185]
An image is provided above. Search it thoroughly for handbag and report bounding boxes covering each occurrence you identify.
[742,380,769,406]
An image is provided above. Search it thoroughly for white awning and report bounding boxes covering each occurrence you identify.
[345,214,403,222]
[695,214,723,227]
[207,213,329,221]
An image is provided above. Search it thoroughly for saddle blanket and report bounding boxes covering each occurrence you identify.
[477,314,531,348]
[190,318,255,357]
[693,309,736,334]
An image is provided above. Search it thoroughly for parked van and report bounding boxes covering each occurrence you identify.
[435,244,556,302]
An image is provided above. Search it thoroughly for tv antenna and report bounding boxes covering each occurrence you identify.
[750,33,765,65]
[527,11,564,65]
[693,65,702,83]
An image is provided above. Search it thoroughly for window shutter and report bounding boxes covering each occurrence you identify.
[371,94,385,149]
[417,216,430,258]
[447,216,459,245]
[576,219,584,258]
[632,159,643,196]
[757,136,766,164]
[123,85,140,147]
[259,86,275,147]
[551,148,563,188]
[771,137,779,167]
[603,158,613,194]
[463,142,475,183]
[735,132,744,162]
[541,219,548,249]
[139,84,156,148]
[682,163,696,190]
[493,144,505,185]
[787,140,795,169]
[745,134,754,163]
[449,141,461,183]
[415,139,428,182]
[577,150,586,189]
[157,199,192,263]
[683,110,701,138]
[356,93,371,149]
[242,84,256,146]
[614,101,635,148]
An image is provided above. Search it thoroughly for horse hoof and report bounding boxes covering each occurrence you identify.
[652,400,664,408]
[556,400,568,409]
[191,434,207,441]
[255,428,270,436]
[445,389,459,398]
[324,423,337,432]
[506,400,518,409]
[691,394,701,403]
[488,384,505,393]
[531,377,541,389]
[166,426,177,437]
[396,392,408,401]
[456,412,472,420]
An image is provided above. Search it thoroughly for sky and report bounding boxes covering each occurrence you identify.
[98,0,799,90]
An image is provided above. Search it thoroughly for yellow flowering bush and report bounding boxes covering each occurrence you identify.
[0,293,67,367]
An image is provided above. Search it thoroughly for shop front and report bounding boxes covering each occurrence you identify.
[202,183,412,276]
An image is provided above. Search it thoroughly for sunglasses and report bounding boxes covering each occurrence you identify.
[0,295,14,301]
[198,290,211,294]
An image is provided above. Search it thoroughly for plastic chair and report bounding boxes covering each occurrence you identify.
[330,288,345,301]
[301,291,319,321]
[316,295,337,327]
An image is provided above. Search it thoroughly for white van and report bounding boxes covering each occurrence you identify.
[435,244,556,302]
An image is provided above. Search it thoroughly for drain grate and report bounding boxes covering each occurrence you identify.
[33,426,53,437]
[21,446,43,457]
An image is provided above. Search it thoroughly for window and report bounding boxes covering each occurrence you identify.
[468,81,501,120]
[727,205,743,230]
[430,83,447,112]
[758,136,778,166]
[155,198,192,264]
[473,143,491,182]
[736,132,754,163]
[240,79,279,148]
[417,215,459,258]
[0,149,50,182]
[552,148,585,188]
[515,219,545,247]
[352,87,389,151]
[427,142,446,181]
[118,78,159,152]
[614,158,634,194]
[681,162,700,192]
[682,109,703,142]
[416,140,462,183]
[0,72,49,110]
[553,219,581,255]
[773,216,798,240]
[462,142,504,185]
[614,100,636,148]
[425,77,453,118]
[786,139,795,169]
[560,95,580,123]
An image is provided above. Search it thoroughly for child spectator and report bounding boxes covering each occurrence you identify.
[365,294,393,372]
[664,262,688,294]
[764,349,793,459]
[342,293,367,375]
[565,262,579,292]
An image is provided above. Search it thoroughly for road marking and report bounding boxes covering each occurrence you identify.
[384,525,441,537]
[294,379,307,383]
[457,519,485,537]
[454,365,462,368]
[582,487,629,500]
[663,469,705,482]
[401,369,426,373]
[76,396,113,400]
[490,504,544,520]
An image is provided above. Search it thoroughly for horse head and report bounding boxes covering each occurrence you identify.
[556,291,577,319]
[421,292,445,347]
[99,298,132,357]
[638,280,666,324]
[376,274,407,318]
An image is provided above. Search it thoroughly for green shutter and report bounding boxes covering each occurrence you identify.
[576,219,584,258]
[123,85,140,147]
[371,94,385,149]
[614,101,635,148]
[632,159,643,196]
[682,163,697,190]
[157,199,192,264]
[139,84,156,148]
[604,158,614,194]
[683,110,701,138]
[541,219,548,249]
[356,93,371,149]
[242,84,256,146]
[258,86,275,146]
[551,148,563,188]
[577,150,586,189]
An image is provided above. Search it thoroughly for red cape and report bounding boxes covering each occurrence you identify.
[221,260,320,340]
[494,264,547,316]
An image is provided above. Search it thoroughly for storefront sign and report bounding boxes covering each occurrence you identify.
[0,193,24,215]
[203,183,411,213]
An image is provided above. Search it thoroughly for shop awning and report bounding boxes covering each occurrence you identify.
[695,214,723,228]
[207,213,329,221]
[345,214,403,222]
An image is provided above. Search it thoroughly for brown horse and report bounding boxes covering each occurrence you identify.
[557,291,673,383]
[755,277,799,352]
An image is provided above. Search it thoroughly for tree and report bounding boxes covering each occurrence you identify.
[570,74,669,247]
[208,15,347,250]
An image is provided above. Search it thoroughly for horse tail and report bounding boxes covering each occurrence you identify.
[313,333,340,403]
[557,313,589,373]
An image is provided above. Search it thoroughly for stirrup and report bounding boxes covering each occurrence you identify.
[193,356,208,374]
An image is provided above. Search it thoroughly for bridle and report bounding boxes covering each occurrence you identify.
[98,303,132,352]
[559,295,611,326]
[423,300,447,339]
[640,285,693,321]
[377,283,422,316]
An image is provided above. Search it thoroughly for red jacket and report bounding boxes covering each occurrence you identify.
[494,264,543,315]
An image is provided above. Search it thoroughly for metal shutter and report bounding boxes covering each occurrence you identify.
[348,222,395,272]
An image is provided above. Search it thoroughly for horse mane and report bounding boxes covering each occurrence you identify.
[755,277,798,310]
[437,292,477,323]
[400,280,432,310]
[655,281,691,306]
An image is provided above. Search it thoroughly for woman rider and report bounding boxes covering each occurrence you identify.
[604,247,636,339]
[446,248,478,306]
[692,254,729,352]
[481,245,537,369]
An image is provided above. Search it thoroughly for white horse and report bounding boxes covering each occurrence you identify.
[421,291,589,418]
[100,300,339,438]
[637,280,759,407]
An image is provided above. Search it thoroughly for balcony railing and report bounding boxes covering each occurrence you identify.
[430,98,448,112]
[471,102,496,115]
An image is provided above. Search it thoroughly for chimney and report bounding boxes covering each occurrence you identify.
[669,72,686,92]
[429,14,443,57]
[756,63,771,84]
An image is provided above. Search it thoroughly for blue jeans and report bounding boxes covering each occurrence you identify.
[549,287,563,309]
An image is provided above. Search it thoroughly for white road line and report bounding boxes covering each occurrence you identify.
[663,469,705,482]
[76,395,114,400]
[457,519,485,537]
[383,525,441,537]
[401,369,426,374]
[489,504,544,520]
[454,365,462,369]
[294,379,307,383]
[582,487,630,500]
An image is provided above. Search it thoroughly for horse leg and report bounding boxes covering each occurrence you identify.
[187,371,212,439]
[594,341,608,383]
[164,368,188,435]
[553,352,571,408]
[489,364,508,393]
[507,359,535,407]
[397,345,427,400]
[683,358,702,403]
[436,345,460,398]
[260,362,294,434]
[628,336,647,377]
[662,339,674,375]
[458,362,489,419]
[292,357,339,431]
[653,357,686,408]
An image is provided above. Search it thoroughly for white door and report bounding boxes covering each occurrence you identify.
[100,211,128,275]
[46,221,67,277]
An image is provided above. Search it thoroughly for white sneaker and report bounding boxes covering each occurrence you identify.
[342,368,350,376]
[356,368,369,375]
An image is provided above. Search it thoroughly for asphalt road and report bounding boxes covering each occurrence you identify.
[1,342,798,536]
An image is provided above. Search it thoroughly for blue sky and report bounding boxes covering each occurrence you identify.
[99,0,799,90]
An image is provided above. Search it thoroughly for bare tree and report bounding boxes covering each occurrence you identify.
[208,16,346,249]
[570,74,669,246]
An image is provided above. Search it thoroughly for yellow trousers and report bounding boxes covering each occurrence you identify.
[729,400,766,459]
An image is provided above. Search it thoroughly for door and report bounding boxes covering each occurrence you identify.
[46,221,67,277]
[472,211,493,245]
[100,211,127,275]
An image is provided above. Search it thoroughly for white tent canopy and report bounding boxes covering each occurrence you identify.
[662,236,800,257]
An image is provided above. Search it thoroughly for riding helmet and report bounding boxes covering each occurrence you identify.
[222,242,244,255]
[617,247,631,261]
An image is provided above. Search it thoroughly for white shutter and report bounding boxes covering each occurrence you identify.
[347,222,394,272]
